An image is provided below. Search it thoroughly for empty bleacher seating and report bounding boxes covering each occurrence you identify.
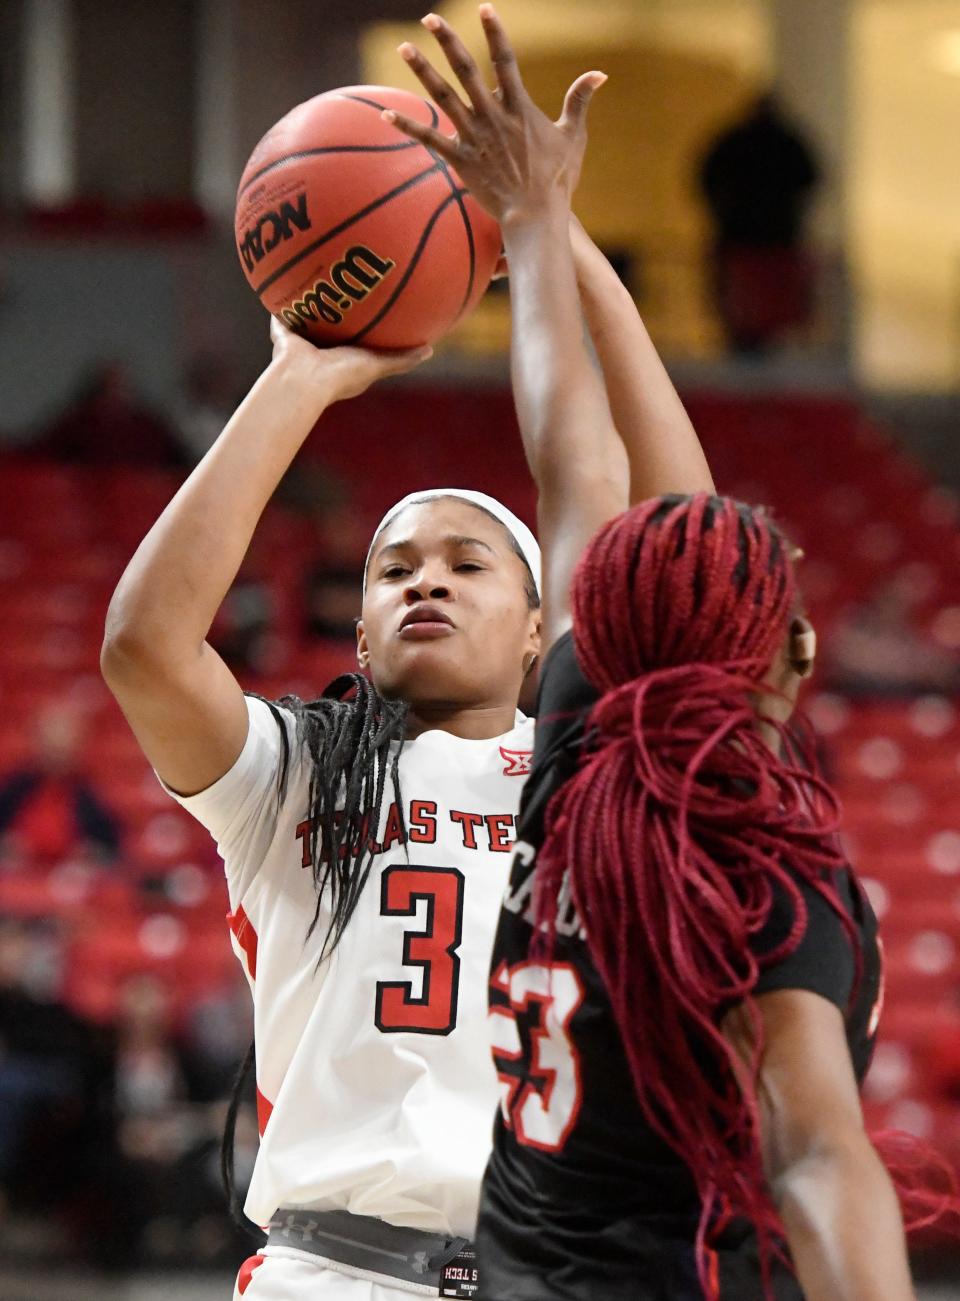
[0,388,958,1176]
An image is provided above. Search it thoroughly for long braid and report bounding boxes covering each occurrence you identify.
[278,673,409,957]
[534,494,863,1295]
[222,675,408,1229]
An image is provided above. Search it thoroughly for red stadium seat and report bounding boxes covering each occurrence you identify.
[1,397,959,1171]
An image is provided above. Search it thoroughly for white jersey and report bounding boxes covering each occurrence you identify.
[162,695,534,1238]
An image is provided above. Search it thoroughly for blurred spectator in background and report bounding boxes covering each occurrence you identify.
[114,976,190,1128]
[304,563,361,642]
[100,974,249,1267]
[0,917,113,1234]
[827,583,960,696]
[175,353,248,463]
[211,556,276,675]
[698,93,821,354]
[33,362,186,468]
[188,980,253,1100]
[0,702,122,865]
[106,975,195,1255]
[303,498,368,644]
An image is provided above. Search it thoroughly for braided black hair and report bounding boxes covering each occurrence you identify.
[222,672,408,1229]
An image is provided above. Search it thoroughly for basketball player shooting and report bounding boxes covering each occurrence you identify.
[100,317,545,1296]
[99,23,707,1293]
[385,6,953,1300]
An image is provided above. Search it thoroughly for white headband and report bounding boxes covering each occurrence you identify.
[363,489,541,596]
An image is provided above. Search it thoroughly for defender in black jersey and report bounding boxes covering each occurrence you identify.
[478,630,882,1300]
[389,11,926,1300]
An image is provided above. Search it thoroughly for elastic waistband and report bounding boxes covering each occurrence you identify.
[268,1208,478,1296]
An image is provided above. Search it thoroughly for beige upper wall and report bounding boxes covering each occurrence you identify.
[364,0,959,389]
[851,0,960,389]
[362,0,766,356]
[364,0,769,65]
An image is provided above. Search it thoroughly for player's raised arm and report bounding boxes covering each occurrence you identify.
[101,322,429,797]
[568,216,715,503]
[386,5,628,651]
[723,990,915,1301]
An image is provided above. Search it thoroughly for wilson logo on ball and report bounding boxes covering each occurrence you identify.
[235,85,502,347]
[238,192,312,272]
[281,245,396,330]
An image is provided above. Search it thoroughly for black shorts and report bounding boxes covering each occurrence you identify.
[476,1185,804,1301]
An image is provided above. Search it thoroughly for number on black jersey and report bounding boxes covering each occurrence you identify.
[489,959,586,1152]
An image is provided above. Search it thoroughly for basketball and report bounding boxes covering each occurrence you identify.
[234,85,502,350]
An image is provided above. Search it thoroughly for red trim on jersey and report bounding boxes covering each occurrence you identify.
[490,960,511,995]
[704,1243,720,1297]
[701,1193,733,1296]
[237,1252,266,1295]
[868,936,886,1037]
[227,904,258,981]
[256,1086,274,1137]
[490,1004,524,1123]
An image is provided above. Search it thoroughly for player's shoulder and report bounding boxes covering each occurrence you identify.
[245,691,297,741]
[397,713,534,787]
[242,693,305,779]
[752,863,875,1013]
[532,631,598,773]
[538,631,596,715]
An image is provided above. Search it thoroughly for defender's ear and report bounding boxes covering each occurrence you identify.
[789,616,817,679]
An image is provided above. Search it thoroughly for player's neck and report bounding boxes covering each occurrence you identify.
[406,701,519,741]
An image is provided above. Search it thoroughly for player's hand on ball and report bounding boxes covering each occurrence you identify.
[490,252,509,281]
[269,316,432,401]
[385,5,606,226]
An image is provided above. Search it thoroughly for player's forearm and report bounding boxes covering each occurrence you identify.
[103,354,336,667]
[773,1136,915,1301]
[503,203,621,489]
[569,216,715,502]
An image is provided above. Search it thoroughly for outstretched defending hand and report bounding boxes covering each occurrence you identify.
[269,316,432,403]
[385,4,606,226]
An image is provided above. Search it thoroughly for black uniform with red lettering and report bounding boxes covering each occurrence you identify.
[477,632,882,1300]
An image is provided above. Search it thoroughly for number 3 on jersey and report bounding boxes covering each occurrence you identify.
[375,866,465,1035]
[489,960,585,1153]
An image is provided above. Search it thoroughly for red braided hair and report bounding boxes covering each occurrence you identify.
[533,494,956,1296]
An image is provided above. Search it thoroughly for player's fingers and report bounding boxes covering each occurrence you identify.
[398,42,474,138]
[422,13,495,117]
[558,71,607,135]
[374,344,434,376]
[381,109,460,165]
[477,4,525,111]
[490,252,509,281]
[270,314,303,350]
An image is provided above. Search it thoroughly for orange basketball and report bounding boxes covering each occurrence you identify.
[234,86,501,350]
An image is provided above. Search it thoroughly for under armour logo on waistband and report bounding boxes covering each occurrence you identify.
[411,1249,432,1275]
[272,1214,319,1243]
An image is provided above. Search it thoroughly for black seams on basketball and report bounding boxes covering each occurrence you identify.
[235,85,500,349]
